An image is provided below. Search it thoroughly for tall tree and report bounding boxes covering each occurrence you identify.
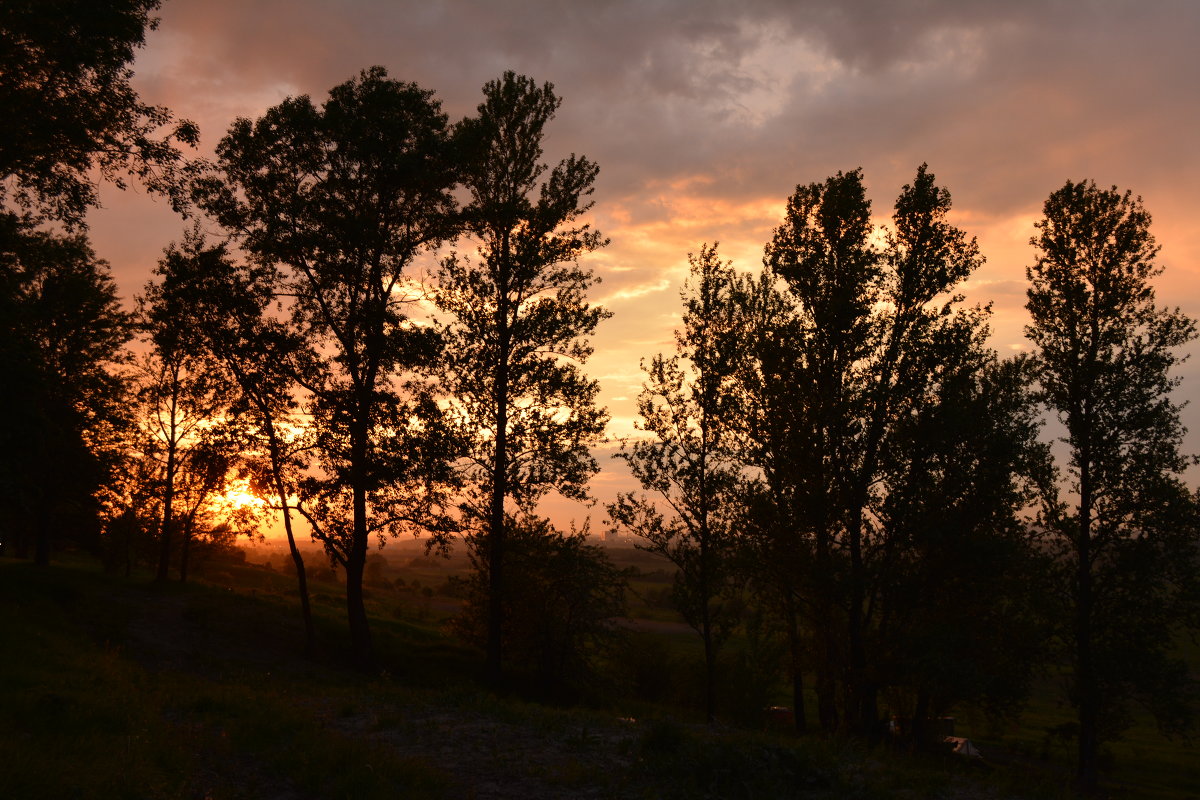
[875,345,1049,748]
[0,214,133,563]
[732,269,813,732]
[433,72,609,683]
[138,239,237,582]
[1025,180,1200,793]
[755,165,985,734]
[196,67,460,664]
[154,230,316,652]
[0,0,198,225]
[608,244,747,723]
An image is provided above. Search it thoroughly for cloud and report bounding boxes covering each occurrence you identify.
[81,0,1200,514]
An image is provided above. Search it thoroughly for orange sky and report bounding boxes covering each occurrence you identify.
[85,0,1200,537]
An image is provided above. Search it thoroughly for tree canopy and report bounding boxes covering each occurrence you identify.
[0,0,198,225]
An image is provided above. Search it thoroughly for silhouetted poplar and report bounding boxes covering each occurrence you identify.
[608,244,747,723]
[1025,180,1200,793]
[139,237,239,583]
[434,72,608,683]
[756,165,986,735]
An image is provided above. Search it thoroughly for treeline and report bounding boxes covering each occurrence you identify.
[609,170,1200,794]
[1,3,1198,795]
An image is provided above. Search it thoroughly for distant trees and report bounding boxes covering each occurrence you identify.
[1025,180,1200,793]
[608,244,747,723]
[433,72,609,682]
[196,67,461,665]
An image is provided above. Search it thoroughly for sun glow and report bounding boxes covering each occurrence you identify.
[219,478,266,511]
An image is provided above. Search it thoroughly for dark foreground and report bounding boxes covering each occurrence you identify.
[2,556,1190,800]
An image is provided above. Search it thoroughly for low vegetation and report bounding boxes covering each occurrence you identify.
[3,553,1195,799]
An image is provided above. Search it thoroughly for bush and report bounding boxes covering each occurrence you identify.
[454,516,629,689]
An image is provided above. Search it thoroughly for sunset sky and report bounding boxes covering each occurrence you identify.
[86,0,1200,530]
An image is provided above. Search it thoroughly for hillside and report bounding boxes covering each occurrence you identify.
[2,556,1192,799]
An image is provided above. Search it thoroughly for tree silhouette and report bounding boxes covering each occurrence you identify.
[1025,180,1200,793]
[433,72,609,682]
[755,166,986,734]
[196,67,460,664]
[0,214,133,563]
[876,345,1049,747]
[146,231,316,650]
[139,237,239,583]
[608,244,747,723]
[0,0,198,225]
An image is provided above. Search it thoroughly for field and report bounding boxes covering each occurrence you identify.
[2,547,1195,799]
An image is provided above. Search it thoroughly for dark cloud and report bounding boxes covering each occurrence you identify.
[84,0,1200,493]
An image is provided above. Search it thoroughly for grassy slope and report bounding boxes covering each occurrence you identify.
[0,554,1190,799]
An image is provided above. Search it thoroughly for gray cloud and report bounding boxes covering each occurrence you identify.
[83,0,1200,511]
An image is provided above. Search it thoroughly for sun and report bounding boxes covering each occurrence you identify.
[220,477,265,511]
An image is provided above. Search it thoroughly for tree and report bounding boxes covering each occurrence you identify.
[196,67,460,665]
[153,230,316,652]
[433,72,609,682]
[1025,180,1200,793]
[453,516,627,693]
[875,347,1049,748]
[0,0,198,225]
[0,214,133,564]
[753,165,986,734]
[138,238,239,583]
[608,244,747,723]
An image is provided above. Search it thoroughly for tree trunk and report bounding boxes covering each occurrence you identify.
[156,387,179,583]
[1077,447,1099,794]
[347,422,373,667]
[702,605,717,723]
[178,516,193,582]
[486,241,512,687]
[786,600,807,734]
[814,521,839,733]
[269,432,314,655]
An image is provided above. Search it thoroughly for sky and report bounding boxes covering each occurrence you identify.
[86,0,1200,532]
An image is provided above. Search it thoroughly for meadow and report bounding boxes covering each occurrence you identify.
[3,547,1195,799]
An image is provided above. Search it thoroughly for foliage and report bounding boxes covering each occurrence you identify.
[196,66,461,662]
[0,0,199,225]
[876,351,1050,736]
[433,72,609,679]
[0,213,133,562]
[1025,179,1200,790]
[138,234,244,582]
[746,165,992,734]
[608,243,748,722]
[453,516,627,691]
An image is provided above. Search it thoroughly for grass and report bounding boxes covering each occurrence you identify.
[3,551,1196,799]
[0,558,449,800]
